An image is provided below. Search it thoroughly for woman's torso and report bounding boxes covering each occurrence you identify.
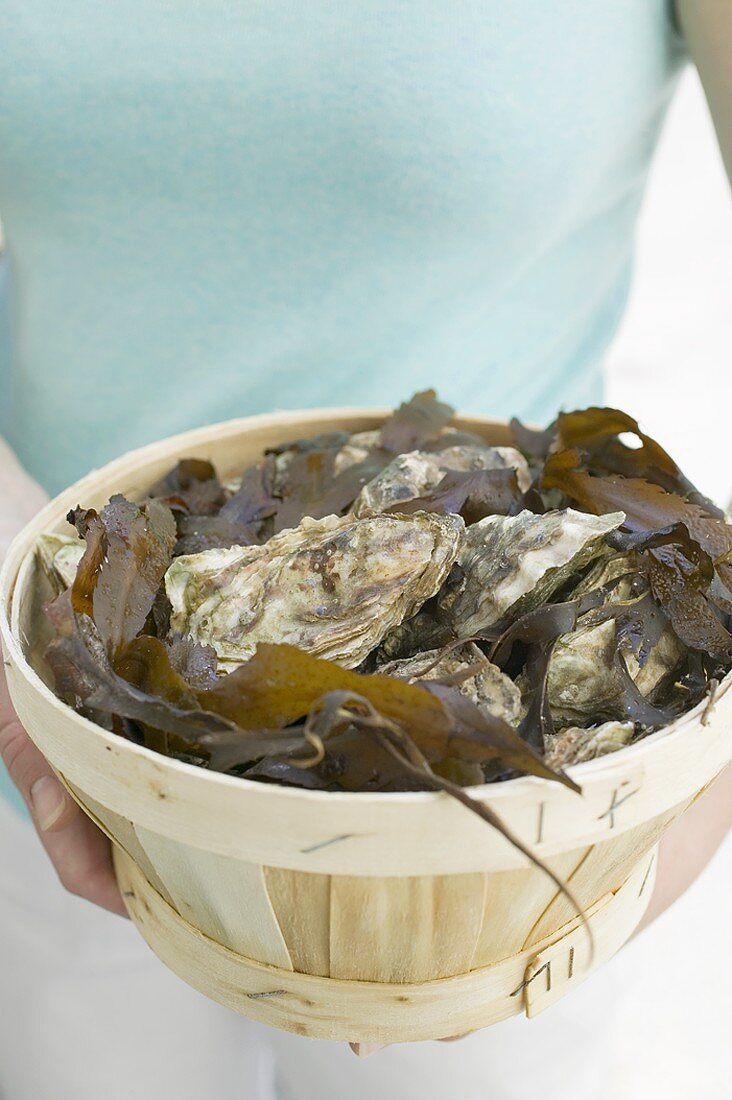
[0,1,685,495]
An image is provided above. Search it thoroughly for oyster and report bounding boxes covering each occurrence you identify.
[353,444,531,517]
[372,606,452,664]
[353,451,444,517]
[567,551,638,598]
[333,430,382,474]
[223,475,243,496]
[546,589,684,728]
[439,508,625,637]
[439,444,531,491]
[36,534,84,594]
[379,642,522,726]
[544,721,635,768]
[165,510,464,670]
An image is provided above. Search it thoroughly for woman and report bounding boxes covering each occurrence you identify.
[1,3,730,1097]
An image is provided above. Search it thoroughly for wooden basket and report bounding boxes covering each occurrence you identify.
[2,409,730,1044]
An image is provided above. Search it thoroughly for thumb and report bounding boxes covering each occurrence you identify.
[1,671,128,917]
[0,708,79,832]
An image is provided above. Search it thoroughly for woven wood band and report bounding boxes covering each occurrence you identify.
[113,845,656,1044]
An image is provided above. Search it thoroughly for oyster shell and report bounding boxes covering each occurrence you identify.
[353,444,531,518]
[547,552,684,726]
[223,475,243,496]
[439,444,531,491]
[36,534,84,594]
[165,510,464,670]
[546,604,684,727]
[353,451,444,518]
[372,606,452,664]
[567,551,637,598]
[379,642,522,726]
[333,430,382,474]
[439,508,625,636]
[544,721,635,768]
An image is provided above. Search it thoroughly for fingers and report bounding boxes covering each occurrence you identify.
[349,1043,385,1058]
[29,772,77,831]
[0,681,128,918]
[36,803,129,917]
[0,712,80,831]
[348,1030,471,1056]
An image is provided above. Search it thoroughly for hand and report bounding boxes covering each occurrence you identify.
[0,659,128,916]
[350,1035,468,1058]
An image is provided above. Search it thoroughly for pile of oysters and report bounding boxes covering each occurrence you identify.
[37,392,732,796]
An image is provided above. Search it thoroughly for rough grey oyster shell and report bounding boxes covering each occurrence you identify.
[333,430,382,474]
[439,508,625,637]
[372,607,452,664]
[566,551,638,599]
[547,617,683,727]
[379,642,522,725]
[438,444,531,490]
[36,534,84,594]
[165,510,464,670]
[352,451,442,518]
[333,426,466,477]
[352,444,530,518]
[546,557,684,727]
[223,475,244,496]
[543,721,635,768]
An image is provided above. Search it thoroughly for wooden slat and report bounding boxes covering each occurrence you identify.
[522,853,658,1017]
[329,872,487,982]
[525,804,688,947]
[134,828,293,970]
[65,782,175,907]
[471,846,589,968]
[263,866,331,977]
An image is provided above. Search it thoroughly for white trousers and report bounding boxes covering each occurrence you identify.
[1,797,729,1100]
[0,800,277,1100]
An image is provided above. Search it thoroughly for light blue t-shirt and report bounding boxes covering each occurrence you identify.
[0,2,686,813]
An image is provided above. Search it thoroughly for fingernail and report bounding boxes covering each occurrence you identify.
[30,775,68,831]
[351,1043,382,1058]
